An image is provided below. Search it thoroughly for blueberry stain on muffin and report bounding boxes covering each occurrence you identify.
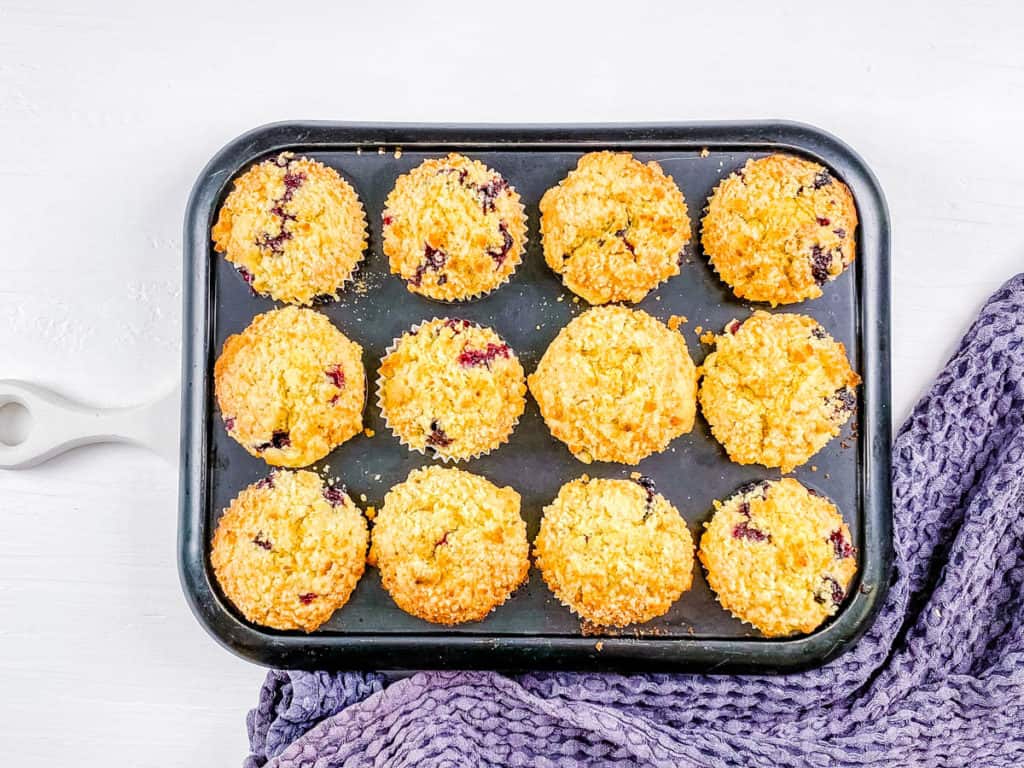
[702,154,858,305]
[410,244,448,287]
[255,430,291,453]
[214,307,366,467]
[814,576,845,606]
[540,152,691,304]
[256,164,306,256]
[829,387,857,415]
[698,311,860,472]
[457,342,510,368]
[212,152,367,305]
[322,482,349,507]
[378,319,525,461]
[426,421,454,449]
[829,528,856,559]
[810,245,833,285]
[383,154,526,300]
[444,318,475,332]
[698,478,857,637]
[633,474,657,504]
[210,470,368,632]
[732,518,770,542]
[325,364,346,389]
[477,177,509,213]
[487,222,514,267]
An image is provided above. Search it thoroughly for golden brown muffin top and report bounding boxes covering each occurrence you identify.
[534,475,694,627]
[368,466,529,625]
[210,469,368,632]
[698,478,857,637]
[382,153,526,301]
[214,306,365,468]
[702,153,857,306]
[377,318,526,461]
[698,311,859,472]
[540,151,691,304]
[212,152,367,305]
[528,306,697,465]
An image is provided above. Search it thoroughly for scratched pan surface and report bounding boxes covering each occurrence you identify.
[179,123,892,672]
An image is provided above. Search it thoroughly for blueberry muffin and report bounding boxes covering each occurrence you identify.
[698,311,859,472]
[701,154,858,305]
[368,466,529,624]
[539,151,691,304]
[210,469,368,632]
[377,319,526,461]
[212,152,367,305]
[698,478,857,637]
[534,475,694,627]
[382,153,526,301]
[214,306,366,467]
[528,306,697,464]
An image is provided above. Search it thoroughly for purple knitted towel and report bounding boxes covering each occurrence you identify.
[244,276,1024,767]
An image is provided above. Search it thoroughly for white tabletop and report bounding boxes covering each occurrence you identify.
[2,1,1022,764]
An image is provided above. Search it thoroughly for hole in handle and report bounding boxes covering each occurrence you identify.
[0,401,32,446]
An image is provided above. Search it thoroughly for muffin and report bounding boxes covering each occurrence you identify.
[698,311,859,472]
[701,154,858,305]
[368,466,529,624]
[210,469,368,632]
[382,153,526,301]
[534,475,695,627]
[539,151,691,304]
[377,318,526,461]
[698,478,857,637]
[528,306,697,464]
[211,152,367,305]
[214,306,366,467]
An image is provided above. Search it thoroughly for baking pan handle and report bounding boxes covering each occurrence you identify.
[0,380,179,469]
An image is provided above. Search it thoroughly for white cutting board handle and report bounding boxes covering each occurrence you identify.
[0,380,179,470]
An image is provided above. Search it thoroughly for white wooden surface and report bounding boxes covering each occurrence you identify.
[1,0,1022,764]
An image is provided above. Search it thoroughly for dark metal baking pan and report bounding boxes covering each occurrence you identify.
[179,121,892,672]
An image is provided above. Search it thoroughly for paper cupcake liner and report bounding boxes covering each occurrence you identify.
[375,317,524,464]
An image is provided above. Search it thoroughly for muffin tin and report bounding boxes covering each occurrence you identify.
[179,122,892,672]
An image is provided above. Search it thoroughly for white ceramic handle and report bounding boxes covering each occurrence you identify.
[0,380,180,470]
